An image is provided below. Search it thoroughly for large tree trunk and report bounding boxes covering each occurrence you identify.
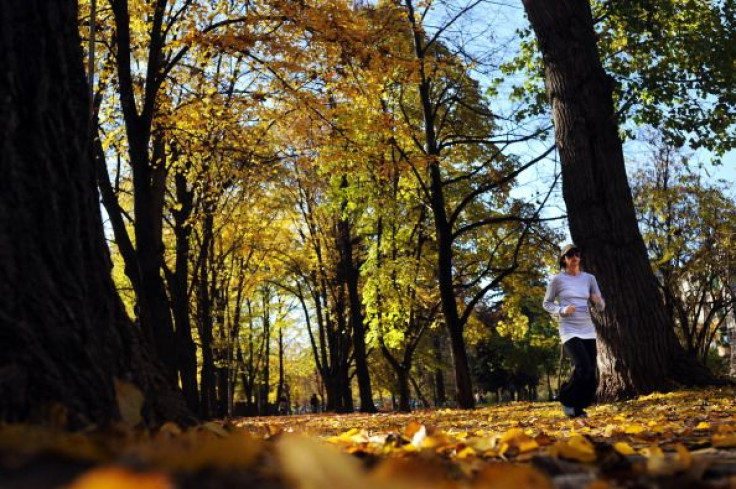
[521,0,717,400]
[0,0,191,427]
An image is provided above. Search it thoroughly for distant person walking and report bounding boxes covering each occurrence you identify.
[543,244,605,418]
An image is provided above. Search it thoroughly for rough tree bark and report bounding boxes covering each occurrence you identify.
[521,0,718,400]
[0,0,191,427]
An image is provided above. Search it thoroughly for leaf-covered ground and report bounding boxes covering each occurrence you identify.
[3,388,736,488]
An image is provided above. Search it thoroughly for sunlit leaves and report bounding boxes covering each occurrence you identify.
[506,0,736,153]
[5,389,736,487]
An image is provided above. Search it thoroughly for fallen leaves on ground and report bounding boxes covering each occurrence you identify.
[2,388,736,488]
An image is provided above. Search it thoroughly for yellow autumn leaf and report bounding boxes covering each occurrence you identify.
[496,427,539,454]
[518,439,540,453]
[613,442,636,455]
[553,435,596,463]
[278,435,373,489]
[603,424,619,437]
[466,436,497,452]
[327,428,367,444]
[623,423,646,434]
[641,446,667,474]
[675,443,692,469]
[401,443,419,453]
[499,428,526,444]
[68,467,173,489]
[640,446,664,458]
[695,421,711,430]
[455,431,469,440]
[456,446,476,459]
[201,421,229,437]
[157,422,182,437]
[419,435,446,449]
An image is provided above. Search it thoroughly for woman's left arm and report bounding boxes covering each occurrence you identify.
[590,275,606,311]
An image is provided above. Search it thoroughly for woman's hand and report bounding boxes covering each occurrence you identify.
[562,305,576,315]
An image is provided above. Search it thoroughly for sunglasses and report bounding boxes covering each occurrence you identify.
[564,250,581,258]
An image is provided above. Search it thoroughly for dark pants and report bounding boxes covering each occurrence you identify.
[559,338,597,411]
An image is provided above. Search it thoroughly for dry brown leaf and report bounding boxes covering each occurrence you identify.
[278,434,376,489]
[472,464,554,489]
[114,379,144,427]
[131,430,263,471]
[404,421,424,439]
[713,433,736,448]
[0,425,107,462]
[373,458,459,489]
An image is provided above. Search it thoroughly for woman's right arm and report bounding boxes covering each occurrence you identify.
[543,277,563,316]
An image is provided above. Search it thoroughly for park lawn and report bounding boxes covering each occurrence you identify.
[2,387,736,488]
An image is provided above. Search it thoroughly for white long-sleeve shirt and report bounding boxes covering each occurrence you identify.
[543,271,605,343]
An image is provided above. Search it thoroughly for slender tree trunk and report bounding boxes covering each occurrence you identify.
[521,0,717,400]
[334,285,354,413]
[277,325,285,410]
[730,322,736,377]
[336,178,376,412]
[227,260,245,418]
[260,291,271,415]
[0,0,191,427]
[433,333,447,406]
[402,0,474,408]
[197,212,216,418]
[410,374,430,408]
[95,140,140,293]
[132,134,177,381]
[167,169,199,414]
[379,341,411,412]
[213,277,229,418]
[237,347,254,414]
[110,0,178,383]
[396,369,411,412]
[419,80,474,409]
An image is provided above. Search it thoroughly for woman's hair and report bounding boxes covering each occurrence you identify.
[558,255,567,270]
